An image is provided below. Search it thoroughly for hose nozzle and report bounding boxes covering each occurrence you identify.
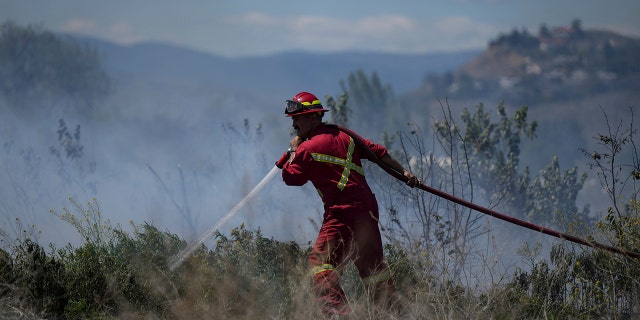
[275,152,289,169]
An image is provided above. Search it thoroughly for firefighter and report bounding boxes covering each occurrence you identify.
[279,91,419,318]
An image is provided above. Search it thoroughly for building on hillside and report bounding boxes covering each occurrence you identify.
[539,26,576,51]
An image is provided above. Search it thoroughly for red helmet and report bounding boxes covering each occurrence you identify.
[284,91,330,117]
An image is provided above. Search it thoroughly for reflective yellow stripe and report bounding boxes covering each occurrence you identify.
[362,269,392,285]
[311,137,364,191]
[312,264,335,275]
[301,99,322,106]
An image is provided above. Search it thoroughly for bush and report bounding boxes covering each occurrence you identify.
[12,239,67,317]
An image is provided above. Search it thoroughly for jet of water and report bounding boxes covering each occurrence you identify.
[169,165,280,271]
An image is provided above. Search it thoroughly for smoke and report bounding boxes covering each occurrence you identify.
[0,73,320,250]
[2,32,637,283]
[169,165,280,271]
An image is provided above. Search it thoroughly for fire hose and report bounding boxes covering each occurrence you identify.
[278,124,640,260]
[171,123,638,271]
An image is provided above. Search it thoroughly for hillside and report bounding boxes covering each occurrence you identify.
[415,24,640,106]
[396,24,640,189]
[73,34,479,98]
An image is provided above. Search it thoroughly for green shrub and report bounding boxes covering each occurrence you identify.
[13,239,67,317]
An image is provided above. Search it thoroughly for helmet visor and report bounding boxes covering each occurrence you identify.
[285,98,325,116]
[285,100,304,115]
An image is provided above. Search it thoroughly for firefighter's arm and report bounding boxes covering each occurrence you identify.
[379,154,420,187]
[281,143,309,186]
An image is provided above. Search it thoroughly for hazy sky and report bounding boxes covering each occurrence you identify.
[3,0,639,57]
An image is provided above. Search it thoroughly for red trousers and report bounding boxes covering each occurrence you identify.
[309,194,396,316]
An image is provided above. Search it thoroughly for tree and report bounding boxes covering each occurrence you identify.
[324,92,350,127]
[539,24,552,39]
[340,69,393,111]
[570,19,584,38]
[0,21,110,115]
[339,69,395,134]
[503,108,640,319]
[376,102,590,287]
[525,156,589,225]
[439,103,588,226]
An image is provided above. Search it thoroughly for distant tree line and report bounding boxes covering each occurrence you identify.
[0,21,110,116]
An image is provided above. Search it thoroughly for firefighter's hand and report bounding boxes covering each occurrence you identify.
[290,136,303,150]
[404,170,420,188]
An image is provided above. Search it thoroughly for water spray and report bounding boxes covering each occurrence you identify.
[169,165,280,271]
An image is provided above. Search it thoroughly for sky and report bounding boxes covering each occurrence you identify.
[3,0,640,57]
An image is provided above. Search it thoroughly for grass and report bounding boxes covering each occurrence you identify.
[0,198,638,319]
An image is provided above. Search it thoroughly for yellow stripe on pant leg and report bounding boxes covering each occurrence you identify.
[312,264,335,275]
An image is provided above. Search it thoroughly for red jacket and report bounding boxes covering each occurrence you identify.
[282,124,388,207]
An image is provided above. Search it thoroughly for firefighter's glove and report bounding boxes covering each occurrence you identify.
[405,172,420,188]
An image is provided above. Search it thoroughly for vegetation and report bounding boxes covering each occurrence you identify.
[1,21,639,319]
[1,105,638,319]
[0,21,109,116]
[500,110,640,319]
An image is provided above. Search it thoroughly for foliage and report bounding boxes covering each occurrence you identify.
[0,200,518,319]
[1,18,639,320]
[369,100,614,318]
[320,96,593,310]
[324,92,350,127]
[340,69,393,112]
[194,224,310,318]
[490,28,541,53]
[579,110,640,220]
[444,103,536,209]
[48,118,97,194]
[378,102,588,275]
[51,118,84,161]
[339,69,396,134]
[1,199,319,319]
[500,240,640,319]
[0,21,110,114]
[435,102,588,227]
[12,239,67,316]
[1,107,640,318]
[498,108,640,319]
